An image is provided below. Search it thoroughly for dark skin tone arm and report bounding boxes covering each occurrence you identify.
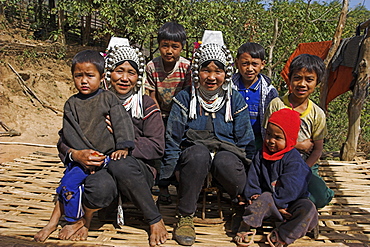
[69,148,128,174]
[69,149,104,174]
[295,139,323,167]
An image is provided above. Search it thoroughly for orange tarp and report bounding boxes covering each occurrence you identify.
[280,40,354,109]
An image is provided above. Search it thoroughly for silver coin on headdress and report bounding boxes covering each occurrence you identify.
[104,37,146,119]
[104,38,145,88]
[189,31,234,122]
[192,39,234,86]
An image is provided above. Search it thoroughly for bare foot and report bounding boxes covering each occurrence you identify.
[34,223,57,242]
[69,205,97,241]
[58,218,85,240]
[149,219,168,247]
[69,225,88,241]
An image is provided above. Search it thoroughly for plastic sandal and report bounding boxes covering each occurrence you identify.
[233,229,256,247]
[267,229,285,247]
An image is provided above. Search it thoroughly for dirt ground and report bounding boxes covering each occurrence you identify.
[0,26,89,164]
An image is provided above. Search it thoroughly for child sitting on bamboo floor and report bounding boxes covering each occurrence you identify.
[34,50,135,242]
[234,108,318,247]
[264,54,334,209]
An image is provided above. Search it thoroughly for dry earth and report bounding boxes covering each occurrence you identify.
[0,26,100,164]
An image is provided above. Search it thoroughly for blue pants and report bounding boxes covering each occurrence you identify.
[56,163,88,222]
[57,158,110,222]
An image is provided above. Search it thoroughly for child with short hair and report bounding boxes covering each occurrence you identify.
[145,21,191,121]
[232,42,278,149]
[264,53,334,209]
[145,21,191,204]
[34,50,135,242]
[234,108,317,247]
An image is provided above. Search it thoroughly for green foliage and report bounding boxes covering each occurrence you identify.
[2,0,370,153]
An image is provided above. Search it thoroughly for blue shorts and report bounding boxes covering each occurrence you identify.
[57,157,110,222]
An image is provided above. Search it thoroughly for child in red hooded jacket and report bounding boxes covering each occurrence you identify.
[234,108,318,247]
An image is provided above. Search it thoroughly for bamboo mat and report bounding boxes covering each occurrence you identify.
[0,151,369,246]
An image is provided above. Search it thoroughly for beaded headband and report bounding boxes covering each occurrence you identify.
[104,45,146,87]
[191,43,234,85]
[189,31,234,122]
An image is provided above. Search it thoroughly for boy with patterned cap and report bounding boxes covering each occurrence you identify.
[234,108,317,247]
[34,49,135,242]
[164,30,255,246]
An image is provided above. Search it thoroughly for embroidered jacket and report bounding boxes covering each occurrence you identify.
[162,87,255,179]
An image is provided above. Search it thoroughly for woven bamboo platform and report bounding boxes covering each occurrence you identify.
[0,151,369,247]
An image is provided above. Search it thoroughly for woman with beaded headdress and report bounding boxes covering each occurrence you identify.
[162,31,255,246]
[52,38,168,246]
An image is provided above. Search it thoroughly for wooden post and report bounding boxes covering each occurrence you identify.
[319,0,348,110]
[340,27,370,161]
[57,9,66,45]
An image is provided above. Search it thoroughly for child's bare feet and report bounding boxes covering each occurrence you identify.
[58,218,85,240]
[69,225,89,241]
[69,206,96,241]
[34,200,62,242]
[34,223,57,242]
[149,219,168,247]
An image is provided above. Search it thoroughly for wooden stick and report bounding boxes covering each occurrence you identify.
[358,18,370,30]
[7,63,62,114]
[0,121,21,136]
[0,141,56,148]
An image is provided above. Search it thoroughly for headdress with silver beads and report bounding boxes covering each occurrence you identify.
[189,31,234,122]
[104,37,146,119]
[192,43,234,86]
[104,37,146,88]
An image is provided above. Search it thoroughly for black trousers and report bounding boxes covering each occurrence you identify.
[177,144,247,215]
[83,156,162,225]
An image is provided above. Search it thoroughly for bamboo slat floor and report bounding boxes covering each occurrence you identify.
[0,151,369,247]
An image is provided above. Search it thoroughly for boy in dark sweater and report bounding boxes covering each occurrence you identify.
[234,108,317,247]
[34,50,134,242]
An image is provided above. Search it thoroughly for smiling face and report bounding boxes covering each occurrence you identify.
[235,52,265,88]
[199,61,226,91]
[159,39,182,65]
[73,62,103,95]
[289,68,318,101]
[110,61,138,96]
[265,123,286,153]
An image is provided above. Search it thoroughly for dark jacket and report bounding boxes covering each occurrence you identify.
[245,148,311,209]
[162,87,255,179]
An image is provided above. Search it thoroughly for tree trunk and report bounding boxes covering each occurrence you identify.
[267,18,279,79]
[340,32,370,161]
[49,0,56,30]
[0,3,4,17]
[81,14,92,46]
[57,9,66,45]
[320,0,348,110]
